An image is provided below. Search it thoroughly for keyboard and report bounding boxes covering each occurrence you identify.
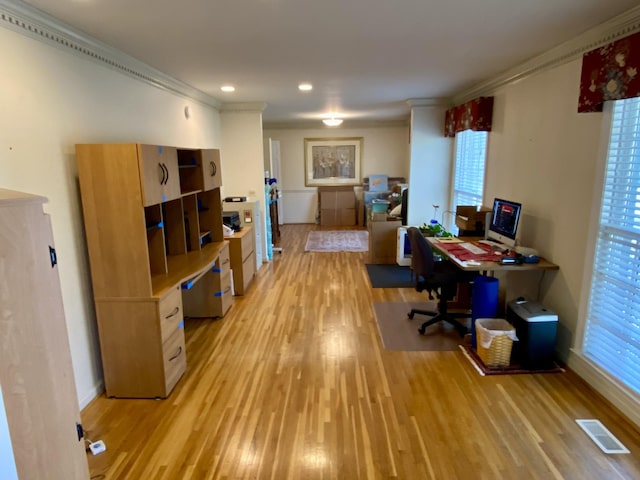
[459,242,486,255]
[478,239,506,249]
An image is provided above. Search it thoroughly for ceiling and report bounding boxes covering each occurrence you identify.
[18,0,640,126]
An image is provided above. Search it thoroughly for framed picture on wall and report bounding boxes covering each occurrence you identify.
[304,137,363,186]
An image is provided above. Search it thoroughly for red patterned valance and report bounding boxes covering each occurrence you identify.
[578,31,640,113]
[444,97,494,137]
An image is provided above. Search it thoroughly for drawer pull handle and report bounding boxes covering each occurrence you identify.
[165,306,180,319]
[49,246,57,267]
[169,346,182,362]
[162,163,170,185]
[214,287,231,297]
[158,163,167,185]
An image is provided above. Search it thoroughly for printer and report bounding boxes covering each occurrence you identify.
[222,211,241,232]
[507,299,558,369]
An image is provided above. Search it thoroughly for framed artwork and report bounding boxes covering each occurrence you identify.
[304,137,363,186]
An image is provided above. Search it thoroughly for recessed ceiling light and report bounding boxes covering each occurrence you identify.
[323,118,343,127]
[298,83,313,91]
[221,85,235,92]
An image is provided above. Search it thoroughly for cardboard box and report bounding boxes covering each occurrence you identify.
[319,186,356,209]
[368,174,389,192]
[455,205,491,232]
[320,208,356,226]
[370,212,389,222]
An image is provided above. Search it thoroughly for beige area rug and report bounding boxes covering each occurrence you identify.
[304,230,369,252]
[373,301,471,351]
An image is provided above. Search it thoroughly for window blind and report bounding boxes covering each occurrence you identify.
[584,96,640,395]
[452,130,487,213]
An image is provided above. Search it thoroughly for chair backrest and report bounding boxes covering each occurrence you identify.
[400,188,409,226]
[407,227,435,280]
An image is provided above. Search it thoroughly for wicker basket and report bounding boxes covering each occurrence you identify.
[475,318,516,367]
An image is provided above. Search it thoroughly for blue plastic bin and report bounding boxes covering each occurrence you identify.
[471,276,499,348]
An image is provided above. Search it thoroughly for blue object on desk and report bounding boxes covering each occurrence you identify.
[471,276,499,349]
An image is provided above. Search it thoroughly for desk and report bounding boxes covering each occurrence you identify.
[426,237,559,273]
[428,236,558,315]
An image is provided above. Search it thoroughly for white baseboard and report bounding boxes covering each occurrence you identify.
[79,381,104,411]
[568,349,640,429]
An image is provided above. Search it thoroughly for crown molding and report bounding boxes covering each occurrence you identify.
[453,5,640,104]
[220,102,268,113]
[0,0,221,109]
[406,98,450,108]
[263,118,409,130]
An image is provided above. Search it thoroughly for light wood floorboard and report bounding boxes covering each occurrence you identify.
[82,223,640,479]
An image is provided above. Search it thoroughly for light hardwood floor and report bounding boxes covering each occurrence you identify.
[81,224,640,479]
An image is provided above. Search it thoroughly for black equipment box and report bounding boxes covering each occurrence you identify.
[222,211,241,231]
[507,299,558,369]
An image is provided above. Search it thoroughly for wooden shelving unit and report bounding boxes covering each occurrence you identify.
[76,143,227,398]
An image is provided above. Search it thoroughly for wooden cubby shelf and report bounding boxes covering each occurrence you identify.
[76,143,229,399]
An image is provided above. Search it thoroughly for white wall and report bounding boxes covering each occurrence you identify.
[221,110,268,262]
[407,105,452,227]
[481,57,640,425]
[263,125,410,223]
[484,59,601,358]
[0,26,222,408]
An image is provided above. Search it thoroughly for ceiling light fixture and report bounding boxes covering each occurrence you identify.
[298,83,313,91]
[322,117,343,127]
[221,85,235,92]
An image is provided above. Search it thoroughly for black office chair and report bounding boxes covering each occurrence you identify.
[406,227,473,336]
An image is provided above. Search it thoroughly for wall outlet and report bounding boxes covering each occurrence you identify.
[89,440,106,455]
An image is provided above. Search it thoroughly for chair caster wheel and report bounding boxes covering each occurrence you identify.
[408,312,414,319]
[418,327,426,335]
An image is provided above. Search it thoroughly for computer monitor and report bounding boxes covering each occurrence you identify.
[486,198,521,248]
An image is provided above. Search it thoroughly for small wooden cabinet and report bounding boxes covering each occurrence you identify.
[0,189,89,479]
[76,143,228,398]
[228,226,256,295]
[368,219,402,264]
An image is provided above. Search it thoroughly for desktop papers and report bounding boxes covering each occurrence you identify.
[435,237,463,243]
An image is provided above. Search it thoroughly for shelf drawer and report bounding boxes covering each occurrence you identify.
[183,267,233,317]
[214,243,231,275]
[238,253,256,295]
[240,230,254,261]
[163,326,186,395]
[215,270,233,316]
[159,285,183,342]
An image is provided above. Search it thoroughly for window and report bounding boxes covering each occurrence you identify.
[583,96,640,395]
[450,130,487,231]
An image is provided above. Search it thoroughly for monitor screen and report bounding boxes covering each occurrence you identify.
[487,198,521,247]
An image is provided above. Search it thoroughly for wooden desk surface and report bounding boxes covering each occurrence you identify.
[427,236,559,272]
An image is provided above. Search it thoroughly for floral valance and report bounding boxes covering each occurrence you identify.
[578,31,640,113]
[444,97,494,137]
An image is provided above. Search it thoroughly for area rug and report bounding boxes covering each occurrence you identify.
[373,301,470,351]
[459,345,565,376]
[366,264,415,288]
[304,230,369,252]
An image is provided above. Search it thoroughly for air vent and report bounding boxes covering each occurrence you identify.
[576,419,629,454]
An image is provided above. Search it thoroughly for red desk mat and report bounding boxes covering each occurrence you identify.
[434,240,503,262]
